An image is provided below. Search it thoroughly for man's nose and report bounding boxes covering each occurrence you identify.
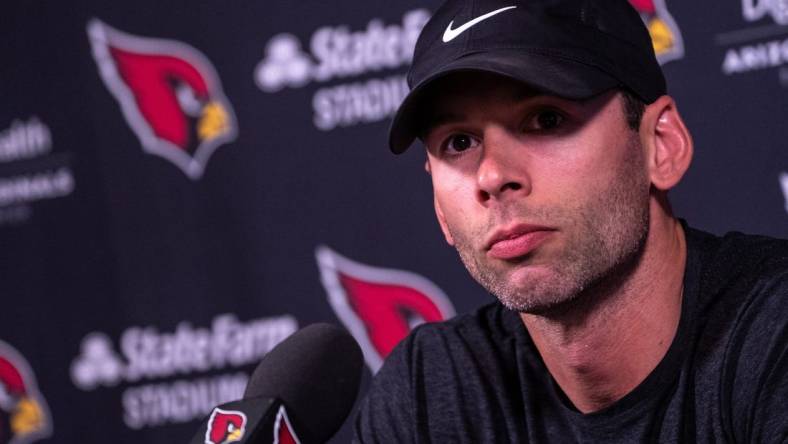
[476,127,531,204]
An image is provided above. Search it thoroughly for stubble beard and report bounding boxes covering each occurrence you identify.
[448,139,650,314]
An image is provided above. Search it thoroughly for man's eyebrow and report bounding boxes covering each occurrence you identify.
[417,91,576,138]
[426,112,465,128]
[418,112,466,138]
[513,88,539,101]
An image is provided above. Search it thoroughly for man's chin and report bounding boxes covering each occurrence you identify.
[489,267,584,314]
[496,287,581,315]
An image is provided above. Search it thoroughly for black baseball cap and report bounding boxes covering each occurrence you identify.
[389,0,667,153]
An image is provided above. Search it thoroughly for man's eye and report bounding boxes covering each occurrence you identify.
[444,134,478,153]
[529,110,565,131]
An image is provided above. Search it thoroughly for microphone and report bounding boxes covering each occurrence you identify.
[190,323,363,444]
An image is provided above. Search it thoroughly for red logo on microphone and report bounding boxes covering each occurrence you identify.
[87,19,238,179]
[204,408,247,444]
[316,246,456,373]
[273,405,301,444]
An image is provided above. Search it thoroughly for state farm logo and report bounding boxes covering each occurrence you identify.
[629,0,684,64]
[254,9,430,131]
[87,19,238,180]
[69,314,297,430]
[255,34,313,93]
[316,246,455,373]
[0,341,52,444]
[719,0,788,84]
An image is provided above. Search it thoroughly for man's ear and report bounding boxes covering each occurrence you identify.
[641,96,693,191]
[433,195,455,246]
[426,155,454,245]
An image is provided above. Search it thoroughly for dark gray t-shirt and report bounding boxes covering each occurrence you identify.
[354,227,788,443]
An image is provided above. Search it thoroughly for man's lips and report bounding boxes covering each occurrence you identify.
[486,225,555,260]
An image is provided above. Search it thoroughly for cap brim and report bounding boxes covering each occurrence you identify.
[389,49,621,153]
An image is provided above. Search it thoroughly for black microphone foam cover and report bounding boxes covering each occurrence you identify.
[243,323,363,443]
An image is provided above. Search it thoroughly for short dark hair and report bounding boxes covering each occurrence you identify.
[621,89,646,131]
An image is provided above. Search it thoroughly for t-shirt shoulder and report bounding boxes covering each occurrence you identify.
[687,227,788,442]
[694,228,788,275]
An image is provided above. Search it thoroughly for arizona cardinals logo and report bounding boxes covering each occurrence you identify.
[87,19,238,179]
[0,341,52,444]
[628,0,684,64]
[204,408,247,444]
[273,405,301,444]
[315,246,456,373]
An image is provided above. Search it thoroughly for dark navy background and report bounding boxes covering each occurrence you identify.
[1,1,786,443]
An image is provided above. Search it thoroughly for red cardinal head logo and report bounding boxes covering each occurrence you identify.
[273,405,301,444]
[87,19,238,179]
[0,342,51,444]
[316,246,456,373]
[627,0,684,64]
[205,408,247,444]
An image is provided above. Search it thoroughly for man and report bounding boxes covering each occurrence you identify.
[355,0,788,442]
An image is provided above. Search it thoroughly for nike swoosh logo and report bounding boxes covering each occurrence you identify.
[442,6,517,43]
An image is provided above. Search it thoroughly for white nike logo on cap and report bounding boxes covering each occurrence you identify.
[442,6,517,43]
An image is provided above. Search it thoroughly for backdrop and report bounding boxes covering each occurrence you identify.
[2,1,786,443]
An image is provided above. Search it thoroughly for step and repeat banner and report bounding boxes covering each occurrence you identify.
[2,1,786,443]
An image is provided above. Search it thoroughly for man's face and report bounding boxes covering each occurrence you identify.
[421,73,651,314]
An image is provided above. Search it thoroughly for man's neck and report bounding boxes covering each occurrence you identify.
[520,216,686,414]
